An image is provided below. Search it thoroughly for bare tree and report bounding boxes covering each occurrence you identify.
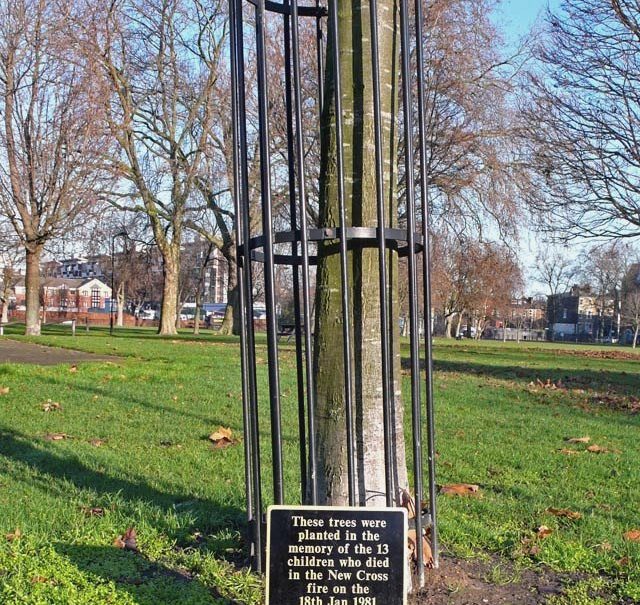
[534,245,576,338]
[0,0,111,335]
[522,0,640,239]
[578,241,633,340]
[72,0,226,335]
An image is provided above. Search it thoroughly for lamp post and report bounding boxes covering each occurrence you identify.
[110,230,128,336]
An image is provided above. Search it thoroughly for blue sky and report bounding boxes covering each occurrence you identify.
[496,0,560,43]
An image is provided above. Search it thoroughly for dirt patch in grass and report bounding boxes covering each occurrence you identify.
[410,556,578,605]
[0,339,119,365]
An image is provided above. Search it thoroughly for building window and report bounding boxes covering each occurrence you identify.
[91,288,100,308]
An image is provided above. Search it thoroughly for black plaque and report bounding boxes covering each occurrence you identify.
[266,505,407,605]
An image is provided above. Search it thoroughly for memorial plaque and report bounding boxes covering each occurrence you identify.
[266,505,407,605]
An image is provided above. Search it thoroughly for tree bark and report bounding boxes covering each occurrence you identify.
[159,249,180,335]
[116,282,125,327]
[313,0,405,507]
[219,245,240,335]
[24,246,43,336]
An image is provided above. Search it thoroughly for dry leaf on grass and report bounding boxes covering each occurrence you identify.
[440,483,481,497]
[407,529,434,568]
[586,444,620,454]
[41,400,62,412]
[536,525,553,539]
[558,448,582,455]
[69,365,78,373]
[623,529,640,542]
[82,506,105,517]
[208,427,239,449]
[113,527,138,551]
[6,528,22,541]
[30,576,48,584]
[88,438,106,447]
[565,436,590,443]
[545,507,582,520]
[0,386,10,395]
[43,433,70,441]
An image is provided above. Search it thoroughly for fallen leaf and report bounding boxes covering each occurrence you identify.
[208,427,239,449]
[114,527,138,551]
[400,488,416,519]
[623,529,640,542]
[618,556,630,568]
[6,528,22,541]
[43,433,70,441]
[598,542,612,551]
[69,365,78,373]
[82,507,105,517]
[41,400,62,412]
[0,387,10,395]
[440,483,481,497]
[536,525,553,539]
[89,438,106,447]
[209,427,233,442]
[545,507,582,520]
[565,436,590,443]
[586,444,620,454]
[30,576,47,584]
[407,528,434,568]
[558,449,581,455]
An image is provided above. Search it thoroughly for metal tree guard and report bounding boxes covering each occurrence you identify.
[229,0,438,585]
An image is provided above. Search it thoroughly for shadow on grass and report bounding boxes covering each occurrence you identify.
[56,543,232,605]
[0,426,246,545]
[4,323,244,346]
[411,358,640,397]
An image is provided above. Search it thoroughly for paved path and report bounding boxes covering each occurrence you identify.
[0,339,118,365]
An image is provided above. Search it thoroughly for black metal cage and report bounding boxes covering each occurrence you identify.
[230,0,438,586]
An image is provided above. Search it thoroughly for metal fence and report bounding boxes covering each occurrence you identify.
[230,0,438,586]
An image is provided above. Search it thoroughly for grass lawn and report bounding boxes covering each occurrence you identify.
[0,326,639,604]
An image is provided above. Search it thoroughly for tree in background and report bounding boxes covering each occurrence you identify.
[522,0,640,240]
[72,0,226,335]
[0,0,110,335]
[534,245,576,340]
[622,266,640,348]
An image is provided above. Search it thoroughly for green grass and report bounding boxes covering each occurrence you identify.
[1,326,639,603]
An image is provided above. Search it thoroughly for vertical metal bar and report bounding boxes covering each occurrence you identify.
[283,2,308,502]
[369,0,396,506]
[399,0,424,584]
[290,0,319,505]
[415,0,439,568]
[233,0,264,570]
[229,0,254,530]
[255,0,285,505]
[328,0,356,506]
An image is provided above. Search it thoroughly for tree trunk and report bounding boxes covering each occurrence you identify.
[159,250,179,335]
[1,280,10,323]
[24,246,42,336]
[117,282,125,327]
[313,0,405,507]
[219,245,240,336]
[455,314,464,339]
[193,287,202,335]
[634,325,639,349]
[444,313,455,338]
